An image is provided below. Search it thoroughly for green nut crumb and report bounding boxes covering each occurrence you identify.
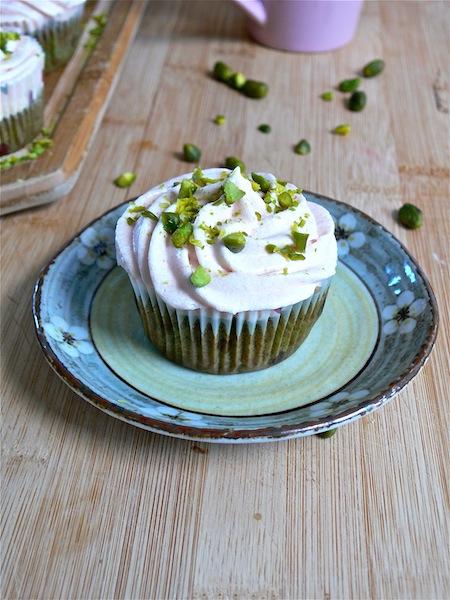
[222,231,246,253]
[214,114,226,126]
[258,123,271,133]
[321,91,334,101]
[190,266,211,288]
[229,72,246,90]
[172,222,193,248]
[113,171,137,188]
[338,78,361,93]
[224,156,246,173]
[251,172,272,193]
[183,143,201,163]
[398,203,422,229]
[294,139,311,156]
[317,428,337,439]
[213,61,233,83]
[241,79,268,99]
[348,90,366,112]
[362,59,385,78]
[333,124,351,136]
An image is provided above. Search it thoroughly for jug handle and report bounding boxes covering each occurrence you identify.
[230,0,267,25]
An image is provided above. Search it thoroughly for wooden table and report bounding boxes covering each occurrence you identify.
[2,2,449,598]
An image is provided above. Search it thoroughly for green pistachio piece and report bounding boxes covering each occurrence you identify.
[214,114,226,125]
[241,80,268,99]
[183,143,201,163]
[0,31,20,54]
[178,179,197,198]
[265,243,278,254]
[224,156,246,173]
[172,222,194,247]
[113,171,136,188]
[321,91,334,101]
[161,211,181,234]
[398,203,422,229]
[222,232,246,253]
[362,59,385,78]
[338,78,361,92]
[251,172,272,193]
[229,72,246,89]
[258,123,271,133]
[278,191,294,209]
[213,61,233,83]
[333,124,351,136]
[317,428,337,439]
[294,139,311,156]
[190,266,211,288]
[142,209,158,221]
[348,90,366,112]
[223,180,245,205]
[292,232,309,253]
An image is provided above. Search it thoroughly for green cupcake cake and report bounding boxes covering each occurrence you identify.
[116,167,337,374]
[0,31,44,154]
[0,0,86,71]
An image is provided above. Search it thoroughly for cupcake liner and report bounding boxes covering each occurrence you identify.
[35,11,84,71]
[130,277,332,374]
[0,93,43,154]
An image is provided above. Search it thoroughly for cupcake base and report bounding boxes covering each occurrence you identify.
[0,94,44,154]
[132,279,332,374]
[34,11,84,71]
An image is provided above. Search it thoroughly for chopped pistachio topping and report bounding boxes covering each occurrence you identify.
[190,266,211,288]
[224,156,246,173]
[258,123,271,134]
[251,172,272,193]
[265,244,278,254]
[278,191,295,210]
[127,216,138,225]
[161,212,181,234]
[178,179,197,198]
[172,222,193,248]
[129,205,146,213]
[222,232,246,253]
[241,79,268,99]
[317,428,337,439]
[200,223,221,244]
[292,231,309,253]
[176,195,200,222]
[0,32,20,55]
[214,114,226,126]
[0,136,53,171]
[255,211,262,221]
[114,171,136,188]
[229,72,246,89]
[282,267,288,275]
[333,124,351,136]
[294,139,311,156]
[213,61,233,83]
[183,143,201,163]
[192,168,219,187]
[223,180,245,205]
[189,236,204,249]
[321,91,334,101]
[142,209,158,221]
[265,242,305,261]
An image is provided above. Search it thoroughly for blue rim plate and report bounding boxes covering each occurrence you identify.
[32,192,438,443]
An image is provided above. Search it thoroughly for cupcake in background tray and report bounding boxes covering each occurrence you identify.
[116,167,338,374]
[0,31,44,155]
[0,0,86,71]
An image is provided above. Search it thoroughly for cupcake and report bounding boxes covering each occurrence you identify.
[116,167,337,374]
[0,31,44,154]
[0,0,86,71]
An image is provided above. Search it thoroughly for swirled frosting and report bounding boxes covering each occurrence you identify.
[0,1,85,32]
[116,168,337,313]
[0,34,44,119]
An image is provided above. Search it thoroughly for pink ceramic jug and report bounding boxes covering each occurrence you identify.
[231,0,363,52]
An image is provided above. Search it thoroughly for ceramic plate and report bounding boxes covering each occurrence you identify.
[32,193,438,443]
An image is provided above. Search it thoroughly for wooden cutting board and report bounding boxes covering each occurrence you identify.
[0,0,145,215]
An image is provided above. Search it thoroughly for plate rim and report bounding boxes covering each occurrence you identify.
[32,192,439,442]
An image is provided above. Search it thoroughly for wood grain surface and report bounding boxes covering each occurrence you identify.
[1,1,449,598]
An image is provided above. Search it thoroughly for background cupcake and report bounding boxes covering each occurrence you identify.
[116,167,337,374]
[0,0,86,71]
[0,32,44,154]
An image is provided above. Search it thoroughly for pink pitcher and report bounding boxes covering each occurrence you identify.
[231,0,363,53]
